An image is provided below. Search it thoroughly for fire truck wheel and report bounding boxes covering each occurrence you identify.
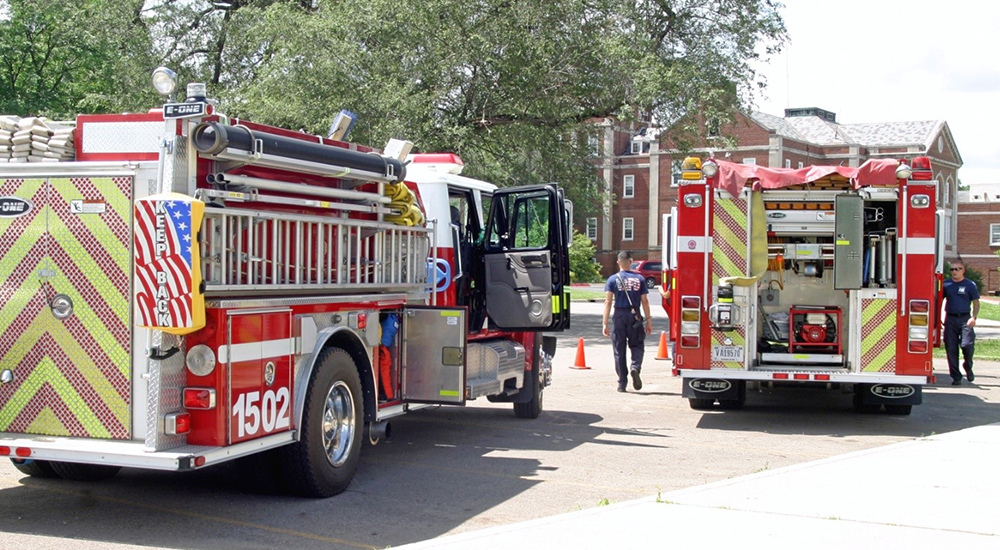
[884,404,912,415]
[10,458,58,478]
[689,398,715,410]
[852,390,881,414]
[281,348,363,498]
[513,349,544,419]
[47,461,121,481]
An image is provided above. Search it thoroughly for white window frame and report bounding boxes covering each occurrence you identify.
[623,217,634,241]
[742,158,756,165]
[785,159,791,168]
[990,223,1000,246]
[623,175,635,198]
[586,217,598,240]
[630,140,642,154]
[798,161,804,169]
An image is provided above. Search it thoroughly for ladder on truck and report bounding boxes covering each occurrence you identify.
[198,207,432,295]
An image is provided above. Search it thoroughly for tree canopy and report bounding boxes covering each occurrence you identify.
[0,0,786,214]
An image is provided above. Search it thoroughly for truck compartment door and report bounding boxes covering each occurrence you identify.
[834,194,864,289]
[482,185,568,331]
[401,307,467,405]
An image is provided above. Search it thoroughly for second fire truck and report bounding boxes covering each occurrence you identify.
[663,156,942,415]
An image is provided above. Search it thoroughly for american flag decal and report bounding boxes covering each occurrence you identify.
[134,193,205,334]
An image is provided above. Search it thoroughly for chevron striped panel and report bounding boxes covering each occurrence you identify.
[0,176,132,439]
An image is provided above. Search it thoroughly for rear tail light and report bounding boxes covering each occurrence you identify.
[165,412,191,435]
[793,373,809,380]
[184,388,217,409]
[909,341,928,353]
[773,373,789,380]
[679,295,702,348]
[907,300,931,353]
[815,374,831,381]
[15,447,30,457]
[0,446,10,456]
[680,335,700,348]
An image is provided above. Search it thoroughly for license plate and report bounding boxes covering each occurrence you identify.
[712,345,744,362]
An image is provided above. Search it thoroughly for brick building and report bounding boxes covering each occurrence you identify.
[956,185,1000,293]
[584,107,963,278]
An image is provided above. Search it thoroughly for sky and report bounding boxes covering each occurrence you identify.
[753,0,1000,185]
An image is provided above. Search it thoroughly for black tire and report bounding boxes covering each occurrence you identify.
[10,458,59,478]
[514,345,545,419]
[689,398,715,410]
[645,277,656,289]
[47,461,121,481]
[884,404,912,415]
[280,348,363,498]
[852,390,881,414]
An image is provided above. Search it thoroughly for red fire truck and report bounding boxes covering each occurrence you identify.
[662,156,942,415]
[0,78,570,497]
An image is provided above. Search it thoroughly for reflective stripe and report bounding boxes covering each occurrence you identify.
[219,338,295,364]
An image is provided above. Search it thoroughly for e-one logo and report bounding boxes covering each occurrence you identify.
[0,197,32,218]
[689,379,731,393]
[870,384,915,399]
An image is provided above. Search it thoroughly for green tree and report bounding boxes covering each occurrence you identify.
[0,0,156,117]
[569,231,602,283]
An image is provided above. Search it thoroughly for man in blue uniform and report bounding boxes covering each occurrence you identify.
[942,260,980,385]
[602,251,653,392]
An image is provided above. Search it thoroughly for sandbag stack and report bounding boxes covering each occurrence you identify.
[0,116,76,163]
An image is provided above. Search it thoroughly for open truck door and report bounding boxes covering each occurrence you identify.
[482,184,569,331]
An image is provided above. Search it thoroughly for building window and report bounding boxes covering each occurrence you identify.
[623,175,635,198]
[943,177,951,206]
[798,161,804,169]
[587,135,599,157]
[671,159,683,186]
[623,218,634,241]
[707,118,720,137]
[586,217,598,240]
[743,158,756,165]
[785,159,791,168]
[630,140,642,154]
[990,224,1000,246]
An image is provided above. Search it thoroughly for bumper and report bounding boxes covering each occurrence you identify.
[0,431,296,471]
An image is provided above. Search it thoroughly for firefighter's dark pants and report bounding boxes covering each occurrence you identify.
[944,313,974,382]
[611,308,645,388]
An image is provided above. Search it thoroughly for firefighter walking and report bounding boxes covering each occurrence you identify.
[602,251,653,392]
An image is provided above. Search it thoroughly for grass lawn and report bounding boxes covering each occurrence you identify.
[933,339,1000,361]
[567,287,606,302]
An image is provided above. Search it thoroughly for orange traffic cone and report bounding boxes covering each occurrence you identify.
[570,337,590,369]
[655,331,670,361]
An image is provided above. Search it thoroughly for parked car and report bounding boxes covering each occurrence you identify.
[630,260,662,288]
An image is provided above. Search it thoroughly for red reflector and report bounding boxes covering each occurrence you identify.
[909,341,928,353]
[909,300,929,313]
[0,446,10,456]
[358,313,367,330]
[773,373,789,380]
[15,447,31,457]
[195,456,207,467]
[183,388,216,409]
[815,374,831,381]
[681,296,701,309]
[680,335,700,348]
[793,373,809,380]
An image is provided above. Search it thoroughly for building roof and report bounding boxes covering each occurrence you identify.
[750,111,944,150]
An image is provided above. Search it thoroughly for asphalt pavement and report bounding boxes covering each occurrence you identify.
[395,291,1000,549]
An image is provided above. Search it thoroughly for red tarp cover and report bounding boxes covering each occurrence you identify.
[712,158,899,196]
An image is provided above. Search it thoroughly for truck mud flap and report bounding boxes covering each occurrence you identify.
[855,383,922,406]
[682,378,742,401]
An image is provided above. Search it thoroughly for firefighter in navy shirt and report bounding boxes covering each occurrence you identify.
[602,251,653,392]
[942,260,980,385]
